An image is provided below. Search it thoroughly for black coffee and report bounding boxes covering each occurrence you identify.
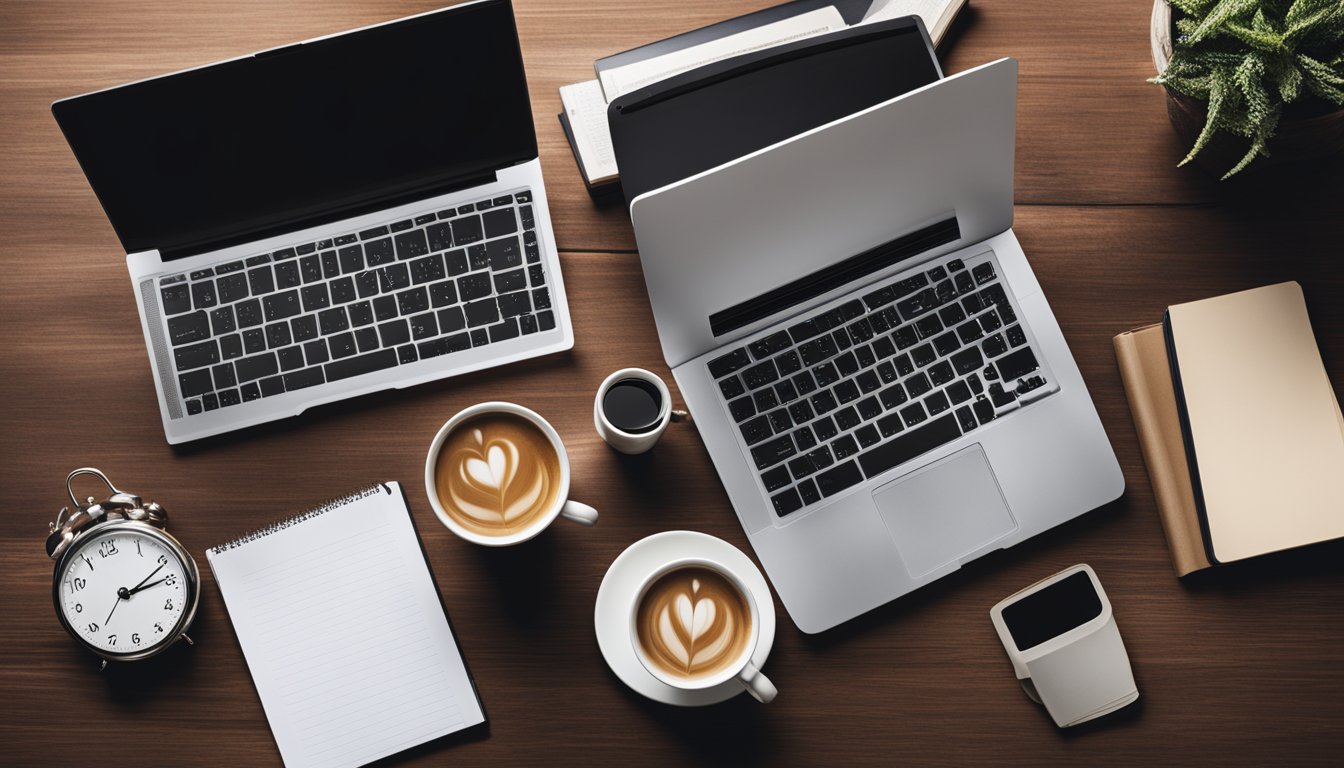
[602,378,664,434]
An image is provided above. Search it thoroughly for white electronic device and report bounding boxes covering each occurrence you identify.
[990,564,1139,727]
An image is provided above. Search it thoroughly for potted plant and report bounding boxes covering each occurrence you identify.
[1149,0,1344,179]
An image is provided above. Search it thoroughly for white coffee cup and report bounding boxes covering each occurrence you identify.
[594,368,689,455]
[425,401,598,546]
[628,556,778,703]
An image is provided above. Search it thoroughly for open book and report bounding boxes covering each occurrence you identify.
[559,0,968,191]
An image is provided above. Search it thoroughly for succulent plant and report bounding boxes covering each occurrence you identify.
[1150,0,1344,178]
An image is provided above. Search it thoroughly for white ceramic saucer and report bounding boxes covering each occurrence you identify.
[594,530,776,706]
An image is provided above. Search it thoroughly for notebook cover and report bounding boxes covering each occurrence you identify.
[1164,282,1344,564]
[1113,324,1211,576]
[557,110,622,200]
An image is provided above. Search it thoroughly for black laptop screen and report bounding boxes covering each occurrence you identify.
[52,0,536,259]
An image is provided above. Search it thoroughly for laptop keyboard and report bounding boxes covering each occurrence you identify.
[707,252,1056,518]
[157,190,554,416]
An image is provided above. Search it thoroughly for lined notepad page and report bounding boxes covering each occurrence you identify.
[208,483,484,768]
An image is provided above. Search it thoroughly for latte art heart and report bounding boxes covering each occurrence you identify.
[434,413,561,537]
[636,567,753,681]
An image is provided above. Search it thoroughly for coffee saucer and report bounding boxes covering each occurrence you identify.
[594,530,776,706]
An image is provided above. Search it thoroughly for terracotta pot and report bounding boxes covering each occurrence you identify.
[1150,0,1344,176]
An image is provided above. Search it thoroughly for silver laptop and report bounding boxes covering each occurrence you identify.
[52,0,572,444]
[630,59,1124,633]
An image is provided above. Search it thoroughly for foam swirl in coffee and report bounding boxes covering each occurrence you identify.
[636,566,752,681]
[434,413,561,536]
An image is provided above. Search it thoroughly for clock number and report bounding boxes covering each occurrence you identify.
[108,634,117,645]
[87,622,99,633]
[98,539,119,558]
[136,540,143,557]
[157,554,168,565]
[71,577,87,593]
[132,633,141,645]
[165,574,177,587]
[74,603,83,613]
[164,599,174,611]
[154,622,165,634]
[81,554,93,571]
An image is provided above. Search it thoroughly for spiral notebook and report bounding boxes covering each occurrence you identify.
[207,482,485,768]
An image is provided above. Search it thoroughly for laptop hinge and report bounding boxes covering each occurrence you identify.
[159,171,499,262]
[707,215,961,338]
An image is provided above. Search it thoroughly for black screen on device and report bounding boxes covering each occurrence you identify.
[1001,571,1103,652]
[608,22,942,207]
[52,0,535,258]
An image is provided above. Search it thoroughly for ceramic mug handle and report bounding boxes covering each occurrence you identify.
[560,500,598,526]
[738,661,777,703]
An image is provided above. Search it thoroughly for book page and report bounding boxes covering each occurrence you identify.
[559,79,618,185]
[208,483,483,768]
[598,6,846,102]
[857,0,965,44]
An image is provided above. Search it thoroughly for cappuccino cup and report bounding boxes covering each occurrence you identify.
[594,368,689,455]
[629,557,777,703]
[426,402,598,546]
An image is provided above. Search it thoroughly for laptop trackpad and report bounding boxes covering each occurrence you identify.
[873,445,1017,578]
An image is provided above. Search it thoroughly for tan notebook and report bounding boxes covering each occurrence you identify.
[1116,282,1344,574]
[1114,324,1210,576]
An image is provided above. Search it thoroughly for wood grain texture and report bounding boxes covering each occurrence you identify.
[2,1,1343,767]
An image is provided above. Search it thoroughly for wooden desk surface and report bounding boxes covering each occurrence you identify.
[2,2,1342,766]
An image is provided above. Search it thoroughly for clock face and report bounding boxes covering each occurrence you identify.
[56,527,191,656]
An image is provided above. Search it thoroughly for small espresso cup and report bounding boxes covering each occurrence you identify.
[629,556,777,703]
[594,368,689,455]
[425,401,598,547]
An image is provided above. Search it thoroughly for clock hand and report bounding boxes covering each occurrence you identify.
[105,590,126,625]
[129,563,166,592]
[123,577,168,597]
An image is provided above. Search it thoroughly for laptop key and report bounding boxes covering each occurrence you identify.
[458,272,492,301]
[810,389,837,415]
[173,340,219,371]
[933,331,960,357]
[364,238,395,267]
[178,369,213,398]
[397,287,430,316]
[982,333,1008,358]
[303,340,329,366]
[996,347,1039,380]
[741,360,779,390]
[832,434,859,459]
[258,376,285,397]
[318,307,349,335]
[498,292,530,318]
[325,348,398,382]
[330,277,356,305]
[265,322,292,349]
[877,412,904,438]
[373,295,398,321]
[856,424,880,448]
[355,327,380,353]
[168,311,211,346]
[752,389,778,412]
[519,314,538,335]
[427,222,454,252]
[815,460,863,498]
[762,466,791,492]
[926,390,951,415]
[411,255,446,285]
[857,413,961,479]
[278,347,305,372]
[771,487,803,517]
[928,361,954,387]
[728,396,755,422]
[901,402,927,427]
[220,334,243,360]
[377,264,410,291]
[262,290,302,321]
[791,370,817,396]
[973,262,996,285]
[437,306,466,334]
[410,313,438,340]
[191,280,217,310]
[813,362,840,387]
[751,435,796,471]
[283,367,325,391]
[1006,325,1027,347]
[328,332,357,359]
[947,380,972,404]
[465,298,500,327]
[486,237,523,271]
[483,208,518,238]
[242,328,266,354]
[398,344,419,364]
[451,215,484,245]
[956,405,977,432]
[892,324,918,349]
[748,331,791,360]
[240,383,261,402]
[394,229,429,259]
[537,311,555,331]
[217,388,241,407]
[739,415,772,446]
[234,352,279,383]
[378,319,411,347]
[793,425,817,451]
[879,383,907,410]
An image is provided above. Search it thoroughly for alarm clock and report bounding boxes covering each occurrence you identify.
[47,468,200,669]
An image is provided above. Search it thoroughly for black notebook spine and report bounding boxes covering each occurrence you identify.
[207,483,391,555]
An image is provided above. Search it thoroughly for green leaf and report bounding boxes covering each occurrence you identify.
[1188,0,1262,43]
[1298,52,1344,102]
[1223,19,1288,50]
[1182,69,1232,166]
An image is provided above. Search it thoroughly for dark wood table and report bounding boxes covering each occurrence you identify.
[3,1,1342,765]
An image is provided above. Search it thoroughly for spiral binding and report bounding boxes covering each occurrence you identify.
[207,483,392,555]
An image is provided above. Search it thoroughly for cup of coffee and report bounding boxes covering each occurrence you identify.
[629,557,777,703]
[594,368,689,455]
[425,402,598,546]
